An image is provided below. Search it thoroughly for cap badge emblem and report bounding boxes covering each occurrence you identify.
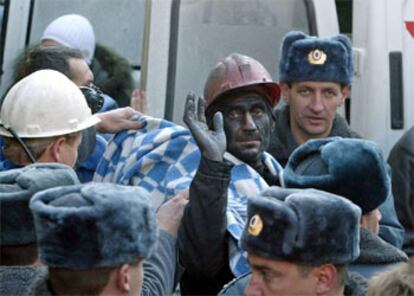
[248,214,263,236]
[308,49,327,65]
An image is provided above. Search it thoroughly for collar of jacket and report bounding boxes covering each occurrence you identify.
[344,271,368,296]
[355,228,408,264]
[27,268,52,296]
[270,104,360,166]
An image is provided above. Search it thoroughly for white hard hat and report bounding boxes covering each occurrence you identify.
[0,69,100,138]
[41,14,95,64]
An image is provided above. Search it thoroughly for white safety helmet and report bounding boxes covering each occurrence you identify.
[0,69,100,138]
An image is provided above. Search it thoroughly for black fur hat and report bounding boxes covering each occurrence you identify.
[240,187,361,264]
[279,31,353,85]
[0,163,79,246]
[282,137,390,214]
[30,183,157,269]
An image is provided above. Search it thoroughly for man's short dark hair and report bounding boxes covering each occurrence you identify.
[48,259,141,295]
[14,45,84,83]
[297,263,347,287]
[0,243,38,266]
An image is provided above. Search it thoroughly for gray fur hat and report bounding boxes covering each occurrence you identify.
[279,31,353,85]
[282,137,390,214]
[240,186,361,264]
[0,163,79,246]
[30,183,157,269]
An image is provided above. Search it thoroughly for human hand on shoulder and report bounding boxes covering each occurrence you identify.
[95,107,143,133]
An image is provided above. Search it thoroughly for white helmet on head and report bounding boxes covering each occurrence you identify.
[0,69,100,138]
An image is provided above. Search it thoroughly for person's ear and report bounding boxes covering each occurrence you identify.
[339,85,351,105]
[43,137,66,163]
[279,82,290,104]
[314,264,337,295]
[116,264,131,293]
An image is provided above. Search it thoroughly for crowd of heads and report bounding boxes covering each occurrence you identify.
[0,13,412,296]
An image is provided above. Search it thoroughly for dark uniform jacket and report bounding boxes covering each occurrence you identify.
[388,126,414,256]
[178,156,280,295]
[268,104,360,167]
[178,157,235,295]
[268,104,405,249]
[0,266,46,296]
[349,228,408,279]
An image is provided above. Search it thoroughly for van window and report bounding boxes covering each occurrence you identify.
[168,0,311,122]
[27,0,145,69]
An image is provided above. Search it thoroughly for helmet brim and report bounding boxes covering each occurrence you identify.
[0,116,100,138]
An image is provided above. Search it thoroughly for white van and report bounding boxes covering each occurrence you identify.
[1,0,412,156]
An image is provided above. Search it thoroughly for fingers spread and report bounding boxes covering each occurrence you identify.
[183,92,197,126]
[213,111,224,134]
[197,96,207,124]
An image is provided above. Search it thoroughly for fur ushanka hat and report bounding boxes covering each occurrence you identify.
[240,187,361,264]
[282,137,390,214]
[30,183,157,269]
[279,31,353,85]
[0,163,79,246]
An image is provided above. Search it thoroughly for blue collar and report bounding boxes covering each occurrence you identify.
[0,160,23,172]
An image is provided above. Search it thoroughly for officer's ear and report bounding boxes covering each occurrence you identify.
[339,85,351,105]
[116,263,131,292]
[279,82,290,104]
[314,264,338,294]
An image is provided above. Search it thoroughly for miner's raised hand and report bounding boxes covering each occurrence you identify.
[183,92,226,162]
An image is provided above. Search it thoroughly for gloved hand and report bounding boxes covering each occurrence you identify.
[183,92,226,162]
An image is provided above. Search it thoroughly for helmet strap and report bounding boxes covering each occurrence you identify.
[0,123,36,163]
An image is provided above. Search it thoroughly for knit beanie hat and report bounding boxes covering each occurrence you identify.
[41,14,95,64]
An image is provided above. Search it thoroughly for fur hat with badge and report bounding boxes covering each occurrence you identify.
[279,31,353,85]
[0,163,79,247]
[240,186,361,264]
[30,183,157,269]
[282,137,390,214]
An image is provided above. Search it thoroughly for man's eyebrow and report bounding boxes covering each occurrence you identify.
[250,264,282,276]
[226,105,244,111]
[296,85,312,89]
[229,100,266,108]
[250,101,266,108]
[250,263,269,271]
[322,87,338,92]
[248,258,271,271]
